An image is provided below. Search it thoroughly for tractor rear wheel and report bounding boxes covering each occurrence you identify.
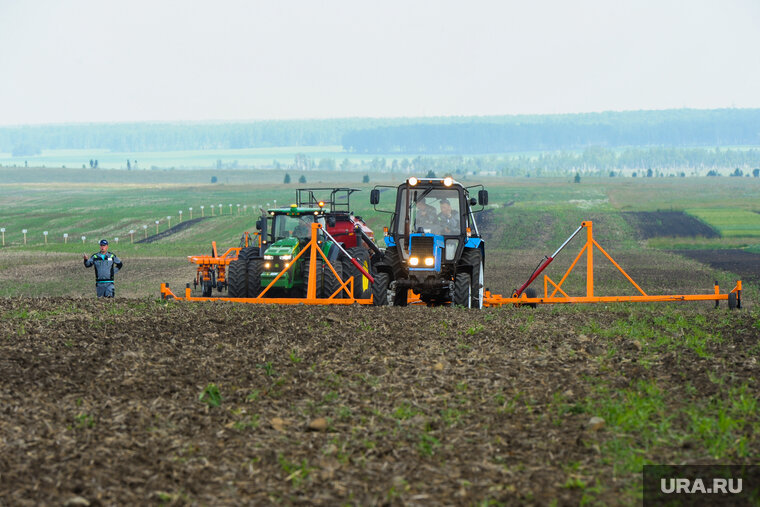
[372,272,390,306]
[453,272,472,308]
[343,247,372,299]
[246,259,264,298]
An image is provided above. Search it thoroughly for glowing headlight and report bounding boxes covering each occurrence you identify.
[409,256,419,266]
[443,176,453,186]
[408,177,418,186]
[424,256,435,266]
[264,262,271,269]
[279,255,292,261]
[264,255,274,260]
[284,263,290,268]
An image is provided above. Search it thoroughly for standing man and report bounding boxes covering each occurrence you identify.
[83,239,123,298]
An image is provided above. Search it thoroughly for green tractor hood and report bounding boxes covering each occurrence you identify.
[265,237,300,257]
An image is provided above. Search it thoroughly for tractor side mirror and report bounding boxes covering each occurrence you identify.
[478,190,489,206]
[469,198,477,206]
[255,219,263,230]
[370,189,380,205]
[327,216,336,227]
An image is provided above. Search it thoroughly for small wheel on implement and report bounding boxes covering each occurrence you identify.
[728,292,738,310]
[524,287,538,309]
[202,280,213,297]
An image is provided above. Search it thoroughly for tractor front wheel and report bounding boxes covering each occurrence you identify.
[453,272,472,308]
[372,272,390,306]
[228,260,247,297]
[246,259,264,298]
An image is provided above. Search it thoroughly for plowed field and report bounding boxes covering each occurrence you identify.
[1,298,758,505]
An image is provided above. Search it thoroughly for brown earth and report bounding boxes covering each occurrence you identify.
[672,249,760,283]
[622,211,719,239]
[1,299,758,505]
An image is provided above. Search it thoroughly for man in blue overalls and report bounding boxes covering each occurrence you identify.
[83,239,123,298]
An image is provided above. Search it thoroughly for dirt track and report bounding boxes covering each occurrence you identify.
[1,298,757,505]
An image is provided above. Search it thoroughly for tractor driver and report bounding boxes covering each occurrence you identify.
[414,198,439,232]
[437,198,459,234]
[293,217,312,240]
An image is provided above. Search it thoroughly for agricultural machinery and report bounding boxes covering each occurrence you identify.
[369,176,489,308]
[165,180,741,311]
[224,188,378,299]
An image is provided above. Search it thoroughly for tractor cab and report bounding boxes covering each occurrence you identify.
[253,204,332,294]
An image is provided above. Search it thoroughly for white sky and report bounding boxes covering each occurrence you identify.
[1,0,759,125]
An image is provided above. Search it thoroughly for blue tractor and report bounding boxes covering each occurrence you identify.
[369,177,488,308]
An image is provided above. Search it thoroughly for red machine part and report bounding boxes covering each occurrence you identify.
[326,214,375,249]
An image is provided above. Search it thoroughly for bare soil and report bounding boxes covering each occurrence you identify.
[1,299,757,505]
[673,249,760,283]
[622,211,719,239]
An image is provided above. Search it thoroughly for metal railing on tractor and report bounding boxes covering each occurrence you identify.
[162,223,374,305]
[165,220,741,309]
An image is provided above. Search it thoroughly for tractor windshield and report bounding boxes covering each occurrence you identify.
[272,214,323,241]
[396,188,462,236]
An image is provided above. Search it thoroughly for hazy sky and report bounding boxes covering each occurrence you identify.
[1,0,759,125]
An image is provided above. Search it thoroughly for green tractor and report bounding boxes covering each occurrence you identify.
[227,204,345,298]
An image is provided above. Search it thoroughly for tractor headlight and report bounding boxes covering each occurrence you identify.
[279,255,292,261]
[264,255,274,260]
[409,256,419,266]
[264,262,271,269]
[424,256,435,267]
[443,176,453,186]
[408,177,418,186]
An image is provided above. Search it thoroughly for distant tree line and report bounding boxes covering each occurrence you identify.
[293,147,760,177]
[2,109,760,155]
[342,109,760,154]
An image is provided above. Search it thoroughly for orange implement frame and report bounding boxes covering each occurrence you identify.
[189,232,259,289]
[483,221,742,307]
[163,223,372,305]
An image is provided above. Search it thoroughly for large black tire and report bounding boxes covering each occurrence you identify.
[302,254,325,298]
[228,247,260,297]
[460,248,484,309]
[227,260,247,297]
[321,259,345,299]
[343,247,372,299]
[372,272,390,306]
[391,281,408,307]
[453,272,472,308]
[246,259,264,298]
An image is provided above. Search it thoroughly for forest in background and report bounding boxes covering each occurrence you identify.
[3,109,760,156]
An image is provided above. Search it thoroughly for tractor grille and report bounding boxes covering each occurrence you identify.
[409,236,435,259]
